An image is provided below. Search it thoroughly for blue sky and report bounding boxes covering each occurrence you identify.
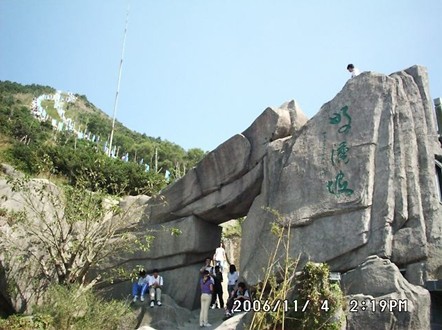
[1,0,441,151]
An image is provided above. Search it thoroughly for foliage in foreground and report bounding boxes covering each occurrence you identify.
[0,285,136,330]
[288,262,345,330]
[0,176,152,312]
[249,209,345,330]
[0,313,53,330]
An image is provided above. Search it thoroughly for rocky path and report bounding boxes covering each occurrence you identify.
[177,266,246,330]
[178,267,231,329]
[135,267,243,330]
[177,307,227,329]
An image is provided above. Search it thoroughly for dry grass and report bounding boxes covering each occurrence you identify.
[65,98,111,122]
[14,93,34,106]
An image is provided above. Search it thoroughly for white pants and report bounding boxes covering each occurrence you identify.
[200,293,212,326]
[149,287,161,302]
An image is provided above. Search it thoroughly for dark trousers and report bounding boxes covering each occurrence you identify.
[211,286,224,307]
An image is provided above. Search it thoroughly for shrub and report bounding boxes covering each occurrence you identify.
[287,262,345,330]
[0,313,53,330]
[0,285,135,330]
[0,176,155,301]
[33,285,136,330]
[249,209,345,330]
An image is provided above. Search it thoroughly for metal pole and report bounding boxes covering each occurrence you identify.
[108,3,130,156]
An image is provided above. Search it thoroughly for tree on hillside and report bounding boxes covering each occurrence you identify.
[0,80,207,192]
[185,148,206,165]
[8,135,168,196]
[0,176,155,312]
[0,80,55,96]
[0,105,52,144]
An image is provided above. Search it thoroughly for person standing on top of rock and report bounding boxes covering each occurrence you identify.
[213,242,227,272]
[132,269,149,302]
[347,63,360,78]
[148,269,163,308]
[200,270,214,327]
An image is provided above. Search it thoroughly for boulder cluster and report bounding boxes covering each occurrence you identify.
[135,66,441,328]
[1,66,441,329]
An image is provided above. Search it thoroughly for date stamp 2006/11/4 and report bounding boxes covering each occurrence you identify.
[232,299,408,313]
[232,299,333,313]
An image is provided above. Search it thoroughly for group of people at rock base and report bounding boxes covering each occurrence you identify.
[132,268,163,308]
[198,242,251,327]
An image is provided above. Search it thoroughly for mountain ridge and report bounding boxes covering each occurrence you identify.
[0,80,206,195]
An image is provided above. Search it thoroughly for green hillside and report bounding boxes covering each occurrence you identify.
[0,80,206,195]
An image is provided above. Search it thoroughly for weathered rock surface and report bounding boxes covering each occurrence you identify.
[131,67,440,329]
[342,256,431,330]
[242,107,290,168]
[195,134,251,196]
[1,163,23,178]
[144,102,307,225]
[0,177,63,314]
[134,294,191,330]
[104,216,221,309]
[0,178,60,217]
[128,215,221,261]
[147,168,202,224]
[147,134,252,224]
[172,162,263,223]
[240,66,442,288]
[0,177,150,315]
[118,100,308,311]
[282,99,309,134]
[215,312,251,330]
[2,65,440,330]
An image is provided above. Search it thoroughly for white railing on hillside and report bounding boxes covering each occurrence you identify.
[29,91,172,179]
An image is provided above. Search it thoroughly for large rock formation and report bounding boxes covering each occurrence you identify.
[128,65,441,329]
[144,101,307,225]
[120,100,308,310]
[134,294,191,330]
[1,66,440,329]
[342,256,431,329]
[0,175,64,314]
[240,66,442,288]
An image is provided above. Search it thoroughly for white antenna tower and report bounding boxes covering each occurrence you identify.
[108,3,130,157]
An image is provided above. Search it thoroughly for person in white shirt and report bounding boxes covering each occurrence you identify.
[132,270,149,302]
[347,63,360,78]
[213,242,227,272]
[227,264,239,295]
[148,269,163,307]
